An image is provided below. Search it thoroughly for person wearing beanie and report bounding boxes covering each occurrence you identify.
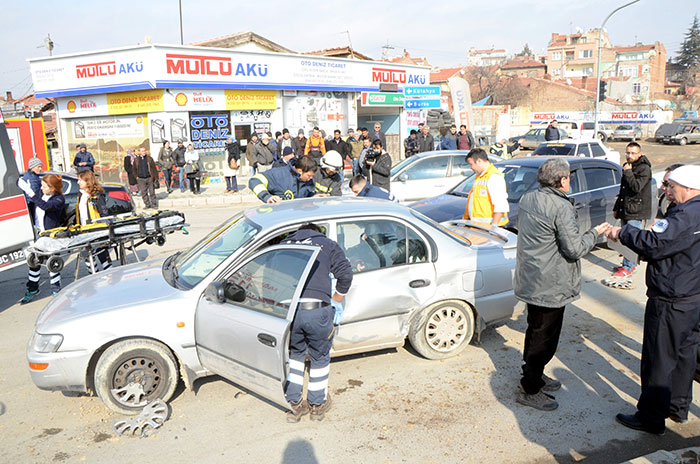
[73,143,95,173]
[273,146,296,168]
[21,157,44,226]
[292,129,307,158]
[607,164,700,435]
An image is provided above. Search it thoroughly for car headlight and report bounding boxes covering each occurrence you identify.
[30,333,64,353]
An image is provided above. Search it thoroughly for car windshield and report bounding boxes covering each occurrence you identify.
[390,155,419,177]
[532,143,576,156]
[173,215,260,289]
[525,129,538,136]
[449,165,539,202]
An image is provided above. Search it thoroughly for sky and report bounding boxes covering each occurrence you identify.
[1,0,697,99]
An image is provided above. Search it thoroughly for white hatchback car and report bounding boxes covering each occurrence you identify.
[529,139,620,165]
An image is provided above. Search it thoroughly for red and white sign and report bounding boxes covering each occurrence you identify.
[58,94,107,117]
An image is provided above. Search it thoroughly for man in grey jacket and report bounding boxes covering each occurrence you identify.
[514,158,610,411]
[253,134,275,173]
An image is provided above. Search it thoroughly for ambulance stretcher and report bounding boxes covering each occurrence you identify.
[24,210,187,276]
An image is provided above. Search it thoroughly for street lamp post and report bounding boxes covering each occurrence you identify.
[594,0,640,139]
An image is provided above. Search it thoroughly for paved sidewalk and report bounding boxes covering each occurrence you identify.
[625,446,700,463]
[133,175,259,209]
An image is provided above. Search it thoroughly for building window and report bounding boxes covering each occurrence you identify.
[633,83,641,95]
[579,50,593,59]
[552,68,561,77]
[620,66,638,77]
[583,67,594,76]
[565,52,574,61]
[580,37,587,44]
[552,51,562,61]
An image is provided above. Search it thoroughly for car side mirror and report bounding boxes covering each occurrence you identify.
[204,282,225,304]
[398,173,408,182]
[223,282,246,303]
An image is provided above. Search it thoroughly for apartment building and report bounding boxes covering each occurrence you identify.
[467,48,507,67]
[546,29,615,79]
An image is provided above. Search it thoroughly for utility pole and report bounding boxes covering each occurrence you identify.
[594,0,640,139]
[342,31,355,59]
[178,0,184,45]
[381,41,394,61]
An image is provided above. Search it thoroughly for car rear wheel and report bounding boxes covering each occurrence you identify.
[409,300,474,360]
[597,132,606,142]
[94,339,179,415]
[679,137,688,146]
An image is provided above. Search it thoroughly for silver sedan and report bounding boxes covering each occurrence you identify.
[27,198,517,414]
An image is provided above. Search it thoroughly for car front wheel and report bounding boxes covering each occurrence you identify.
[409,300,475,360]
[94,338,179,415]
[679,137,688,146]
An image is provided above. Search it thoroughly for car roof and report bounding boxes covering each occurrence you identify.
[243,197,417,229]
[539,139,601,146]
[495,156,618,169]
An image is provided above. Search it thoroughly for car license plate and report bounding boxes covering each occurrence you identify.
[0,248,27,270]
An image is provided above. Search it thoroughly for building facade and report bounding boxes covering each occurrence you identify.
[467,48,507,67]
[29,43,429,182]
[546,29,614,79]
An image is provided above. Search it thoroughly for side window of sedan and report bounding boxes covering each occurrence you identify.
[569,169,581,194]
[336,219,407,273]
[223,248,315,318]
[590,142,606,158]
[403,156,450,180]
[583,167,617,191]
[577,143,592,157]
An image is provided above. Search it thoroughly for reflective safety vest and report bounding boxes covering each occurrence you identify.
[489,143,509,159]
[465,163,509,226]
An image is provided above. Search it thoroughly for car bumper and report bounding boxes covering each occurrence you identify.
[27,346,92,392]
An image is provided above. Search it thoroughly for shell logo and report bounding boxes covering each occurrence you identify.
[175,93,188,106]
[136,116,143,124]
[67,101,77,113]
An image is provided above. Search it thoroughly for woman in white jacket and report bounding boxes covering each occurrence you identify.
[184,144,201,194]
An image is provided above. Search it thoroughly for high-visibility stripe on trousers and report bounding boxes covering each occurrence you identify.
[26,264,61,293]
[284,304,335,406]
[83,248,112,274]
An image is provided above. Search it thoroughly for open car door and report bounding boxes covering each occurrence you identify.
[195,244,320,408]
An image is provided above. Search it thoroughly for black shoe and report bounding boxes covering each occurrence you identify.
[616,413,665,435]
[668,414,688,424]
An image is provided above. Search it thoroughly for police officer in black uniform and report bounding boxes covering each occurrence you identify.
[282,223,353,422]
[607,164,700,435]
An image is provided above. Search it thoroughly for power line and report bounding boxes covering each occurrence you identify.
[7,74,32,91]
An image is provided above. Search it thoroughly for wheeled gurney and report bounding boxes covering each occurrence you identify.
[25,210,188,275]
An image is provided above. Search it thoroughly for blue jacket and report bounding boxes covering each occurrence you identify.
[620,195,700,301]
[282,229,353,302]
[22,170,42,220]
[31,192,65,230]
[248,163,315,202]
[440,132,458,150]
[73,151,95,172]
[357,183,396,201]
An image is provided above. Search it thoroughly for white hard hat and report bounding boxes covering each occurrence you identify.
[320,150,343,171]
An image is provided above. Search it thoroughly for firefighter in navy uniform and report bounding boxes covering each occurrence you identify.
[282,223,353,422]
[607,165,700,435]
[248,156,317,203]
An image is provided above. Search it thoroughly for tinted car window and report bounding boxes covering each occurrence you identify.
[532,143,576,156]
[403,156,450,180]
[616,125,633,130]
[224,248,316,318]
[337,220,407,273]
[583,122,595,130]
[390,156,418,177]
[583,167,617,191]
[569,169,581,194]
[590,142,606,157]
[577,144,591,157]
[451,165,538,203]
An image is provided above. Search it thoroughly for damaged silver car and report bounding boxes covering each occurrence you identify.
[27,197,517,414]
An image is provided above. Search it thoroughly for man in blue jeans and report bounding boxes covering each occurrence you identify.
[610,142,652,279]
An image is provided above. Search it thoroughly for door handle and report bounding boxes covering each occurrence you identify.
[574,203,584,210]
[257,333,277,347]
[409,279,431,288]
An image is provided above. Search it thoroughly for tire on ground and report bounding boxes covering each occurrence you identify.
[408,300,475,360]
[94,338,179,415]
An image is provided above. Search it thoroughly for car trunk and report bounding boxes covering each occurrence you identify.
[656,123,681,137]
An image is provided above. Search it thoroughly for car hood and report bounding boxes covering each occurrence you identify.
[36,259,178,328]
[410,193,467,222]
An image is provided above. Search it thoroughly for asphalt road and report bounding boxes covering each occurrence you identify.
[1,203,700,463]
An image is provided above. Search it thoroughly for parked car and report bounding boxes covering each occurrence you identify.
[581,122,613,142]
[655,122,700,145]
[27,197,518,414]
[611,124,643,142]
[387,151,502,202]
[530,140,620,164]
[509,127,570,150]
[39,171,135,226]
[411,157,656,237]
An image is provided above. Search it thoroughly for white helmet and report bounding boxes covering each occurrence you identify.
[320,150,343,171]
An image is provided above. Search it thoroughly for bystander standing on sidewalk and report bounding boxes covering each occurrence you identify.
[417,125,434,153]
[404,130,419,158]
[184,144,201,194]
[158,141,175,193]
[133,147,158,209]
[173,140,187,192]
[292,129,307,158]
[277,129,293,158]
[457,125,475,151]
[224,136,240,193]
[123,148,139,195]
[246,133,260,176]
[440,124,458,150]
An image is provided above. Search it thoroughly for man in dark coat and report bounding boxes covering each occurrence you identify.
[361,139,392,191]
[73,143,95,172]
[544,120,560,141]
[325,130,351,164]
[609,142,652,279]
[417,125,435,153]
[607,165,700,435]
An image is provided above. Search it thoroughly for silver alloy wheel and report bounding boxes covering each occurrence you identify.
[424,305,468,352]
